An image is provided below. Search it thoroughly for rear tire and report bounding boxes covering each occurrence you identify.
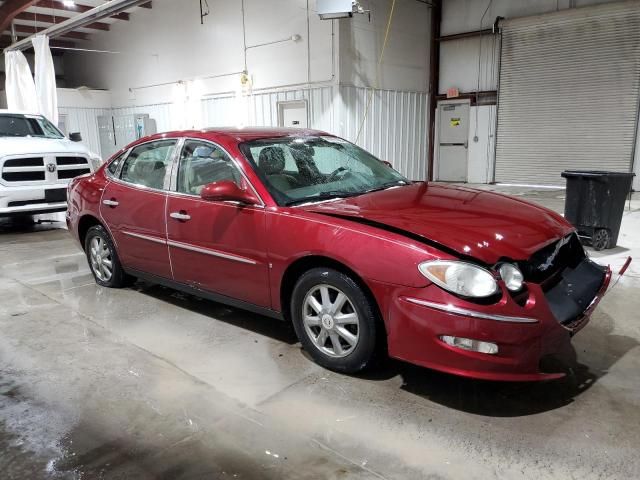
[84,225,133,288]
[291,267,381,373]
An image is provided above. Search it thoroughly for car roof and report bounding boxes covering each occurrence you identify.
[137,127,332,144]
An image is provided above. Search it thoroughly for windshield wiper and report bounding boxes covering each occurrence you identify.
[361,180,409,195]
[286,190,360,206]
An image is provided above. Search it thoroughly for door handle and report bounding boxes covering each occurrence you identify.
[170,211,191,221]
[102,198,119,207]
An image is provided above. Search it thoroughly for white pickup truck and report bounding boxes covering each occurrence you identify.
[0,110,102,217]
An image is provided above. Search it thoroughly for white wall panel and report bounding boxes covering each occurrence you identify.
[58,106,111,158]
[110,103,174,133]
[336,86,429,181]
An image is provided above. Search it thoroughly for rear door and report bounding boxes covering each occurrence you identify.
[100,139,178,279]
[166,139,270,307]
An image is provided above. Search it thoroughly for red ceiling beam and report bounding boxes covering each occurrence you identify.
[15,11,111,31]
[12,23,89,40]
[0,0,41,33]
[36,0,131,21]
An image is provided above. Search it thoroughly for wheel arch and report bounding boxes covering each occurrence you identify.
[77,214,104,250]
[280,255,385,330]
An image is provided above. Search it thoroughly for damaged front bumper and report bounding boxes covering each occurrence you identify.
[382,256,613,382]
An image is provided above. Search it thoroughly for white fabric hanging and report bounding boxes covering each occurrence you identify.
[4,50,38,113]
[32,35,58,125]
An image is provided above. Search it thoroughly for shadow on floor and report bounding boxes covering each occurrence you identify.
[360,311,638,417]
[0,215,64,234]
[134,281,299,345]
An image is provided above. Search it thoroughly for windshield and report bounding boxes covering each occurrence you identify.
[0,114,65,139]
[240,136,409,205]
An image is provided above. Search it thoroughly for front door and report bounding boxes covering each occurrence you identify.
[166,139,270,307]
[100,139,177,279]
[437,100,469,182]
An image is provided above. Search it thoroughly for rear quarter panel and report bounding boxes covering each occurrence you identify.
[67,168,109,245]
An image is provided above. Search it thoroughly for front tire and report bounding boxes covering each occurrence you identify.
[84,225,131,288]
[291,267,381,373]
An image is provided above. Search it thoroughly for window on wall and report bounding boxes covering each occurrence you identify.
[120,140,177,190]
[177,140,242,195]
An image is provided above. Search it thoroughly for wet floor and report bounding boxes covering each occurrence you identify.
[1,188,640,479]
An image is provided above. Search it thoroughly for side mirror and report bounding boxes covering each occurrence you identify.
[69,132,82,142]
[200,181,259,205]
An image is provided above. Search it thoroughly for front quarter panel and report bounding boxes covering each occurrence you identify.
[266,207,456,311]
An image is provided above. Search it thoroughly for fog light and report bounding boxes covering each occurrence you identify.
[440,335,498,354]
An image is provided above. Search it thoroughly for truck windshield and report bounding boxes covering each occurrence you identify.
[0,114,64,139]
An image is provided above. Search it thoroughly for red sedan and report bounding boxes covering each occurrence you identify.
[66,128,611,381]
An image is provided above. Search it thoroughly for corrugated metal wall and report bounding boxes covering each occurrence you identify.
[58,106,111,157]
[111,103,174,132]
[336,86,429,181]
[58,85,430,180]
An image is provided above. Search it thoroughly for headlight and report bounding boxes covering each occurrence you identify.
[498,263,524,292]
[89,155,103,171]
[418,260,498,298]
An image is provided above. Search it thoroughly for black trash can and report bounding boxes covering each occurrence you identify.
[561,170,634,250]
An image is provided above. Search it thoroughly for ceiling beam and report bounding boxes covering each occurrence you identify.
[0,0,41,33]
[140,1,152,8]
[15,11,110,31]
[36,0,131,21]
[12,23,89,40]
[6,0,152,51]
[0,33,75,49]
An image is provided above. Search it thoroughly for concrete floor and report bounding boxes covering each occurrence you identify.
[1,186,639,479]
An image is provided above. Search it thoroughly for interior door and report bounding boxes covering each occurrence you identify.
[437,101,469,182]
[166,139,270,307]
[100,139,177,279]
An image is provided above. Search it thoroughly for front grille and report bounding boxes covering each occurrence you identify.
[518,233,585,287]
[1,155,89,183]
[56,156,88,166]
[4,157,44,167]
[56,156,91,180]
[58,168,90,179]
[2,171,45,182]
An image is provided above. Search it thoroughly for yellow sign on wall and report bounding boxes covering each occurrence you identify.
[450,118,461,127]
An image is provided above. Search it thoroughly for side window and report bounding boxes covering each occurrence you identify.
[177,140,242,195]
[120,140,176,189]
[107,151,127,176]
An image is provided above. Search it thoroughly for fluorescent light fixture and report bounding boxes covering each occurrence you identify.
[318,0,354,20]
[63,0,76,7]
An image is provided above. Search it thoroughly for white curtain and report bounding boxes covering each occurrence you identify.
[4,50,38,113]
[32,35,58,125]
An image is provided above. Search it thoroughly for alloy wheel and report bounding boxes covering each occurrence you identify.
[89,236,113,282]
[302,284,360,358]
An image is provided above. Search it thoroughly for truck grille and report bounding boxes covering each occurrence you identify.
[1,155,90,183]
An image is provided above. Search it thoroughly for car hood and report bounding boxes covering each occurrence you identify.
[0,136,92,157]
[300,183,574,264]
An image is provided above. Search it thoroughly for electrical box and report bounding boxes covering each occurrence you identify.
[98,114,158,159]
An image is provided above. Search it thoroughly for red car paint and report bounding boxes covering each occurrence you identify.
[66,128,611,381]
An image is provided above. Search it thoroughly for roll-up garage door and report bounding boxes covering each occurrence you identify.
[495,1,640,185]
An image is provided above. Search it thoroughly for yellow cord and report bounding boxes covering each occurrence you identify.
[355,0,397,143]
